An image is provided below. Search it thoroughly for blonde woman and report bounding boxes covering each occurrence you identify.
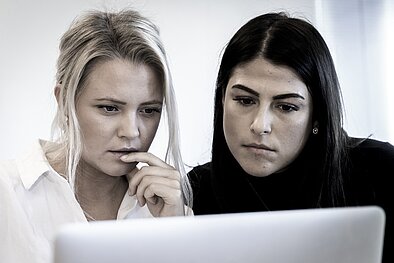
[0,9,192,263]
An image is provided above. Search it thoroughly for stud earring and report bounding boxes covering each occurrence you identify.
[312,127,318,135]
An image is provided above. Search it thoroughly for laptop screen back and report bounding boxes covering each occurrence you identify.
[54,206,385,263]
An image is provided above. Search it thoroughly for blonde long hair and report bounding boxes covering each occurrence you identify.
[45,9,192,208]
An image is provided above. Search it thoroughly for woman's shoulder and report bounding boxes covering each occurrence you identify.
[0,160,14,185]
[187,162,222,214]
[353,137,394,149]
[350,137,394,162]
[0,140,53,187]
[348,137,394,178]
[188,162,212,186]
[188,162,212,176]
[0,158,22,185]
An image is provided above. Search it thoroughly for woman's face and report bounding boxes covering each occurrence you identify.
[222,57,313,177]
[76,59,163,177]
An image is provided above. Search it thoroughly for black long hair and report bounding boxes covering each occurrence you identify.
[212,12,350,208]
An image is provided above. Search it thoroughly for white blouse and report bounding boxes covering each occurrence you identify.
[0,140,154,263]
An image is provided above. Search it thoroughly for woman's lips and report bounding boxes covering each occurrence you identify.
[109,148,138,158]
[243,143,275,155]
[244,143,274,151]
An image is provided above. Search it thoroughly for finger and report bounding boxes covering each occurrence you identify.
[120,152,172,169]
[141,183,182,207]
[146,194,159,206]
[128,166,180,196]
[135,175,181,205]
[141,186,159,206]
[126,166,139,182]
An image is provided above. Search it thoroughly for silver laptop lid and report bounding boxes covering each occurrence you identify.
[54,206,385,263]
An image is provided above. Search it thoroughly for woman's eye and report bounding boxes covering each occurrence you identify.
[233,97,256,106]
[98,105,119,113]
[277,104,299,112]
[141,107,162,115]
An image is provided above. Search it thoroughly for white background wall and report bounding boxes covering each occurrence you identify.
[316,0,394,145]
[0,0,392,171]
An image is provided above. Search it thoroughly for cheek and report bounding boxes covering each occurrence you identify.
[224,117,238,140]
[140,118,161,150]
[223,108,251,154]
[223,108,234,141]
[224,103,241,133]
[79,117,110,148]
[280,118,311,154]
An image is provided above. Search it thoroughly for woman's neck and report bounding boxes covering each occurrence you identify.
[75,161,129,221]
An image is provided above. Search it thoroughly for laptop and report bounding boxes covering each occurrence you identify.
[53,206,385,263]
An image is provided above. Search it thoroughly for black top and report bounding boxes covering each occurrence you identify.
[188,138,394,262]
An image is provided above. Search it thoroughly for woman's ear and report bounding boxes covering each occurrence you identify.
[312,121,319,135]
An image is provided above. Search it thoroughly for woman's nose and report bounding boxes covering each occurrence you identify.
[117,113,140,139]
[249,107,272,135]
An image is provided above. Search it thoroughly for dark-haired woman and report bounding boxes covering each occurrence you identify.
[188,12,394,262]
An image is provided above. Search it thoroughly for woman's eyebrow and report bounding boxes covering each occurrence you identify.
[94,98,163,106]
[231,84,305,100]
[94,97,127,105]
[231,84,259,97]
[273,93,305,100]
[140,100,163,106]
